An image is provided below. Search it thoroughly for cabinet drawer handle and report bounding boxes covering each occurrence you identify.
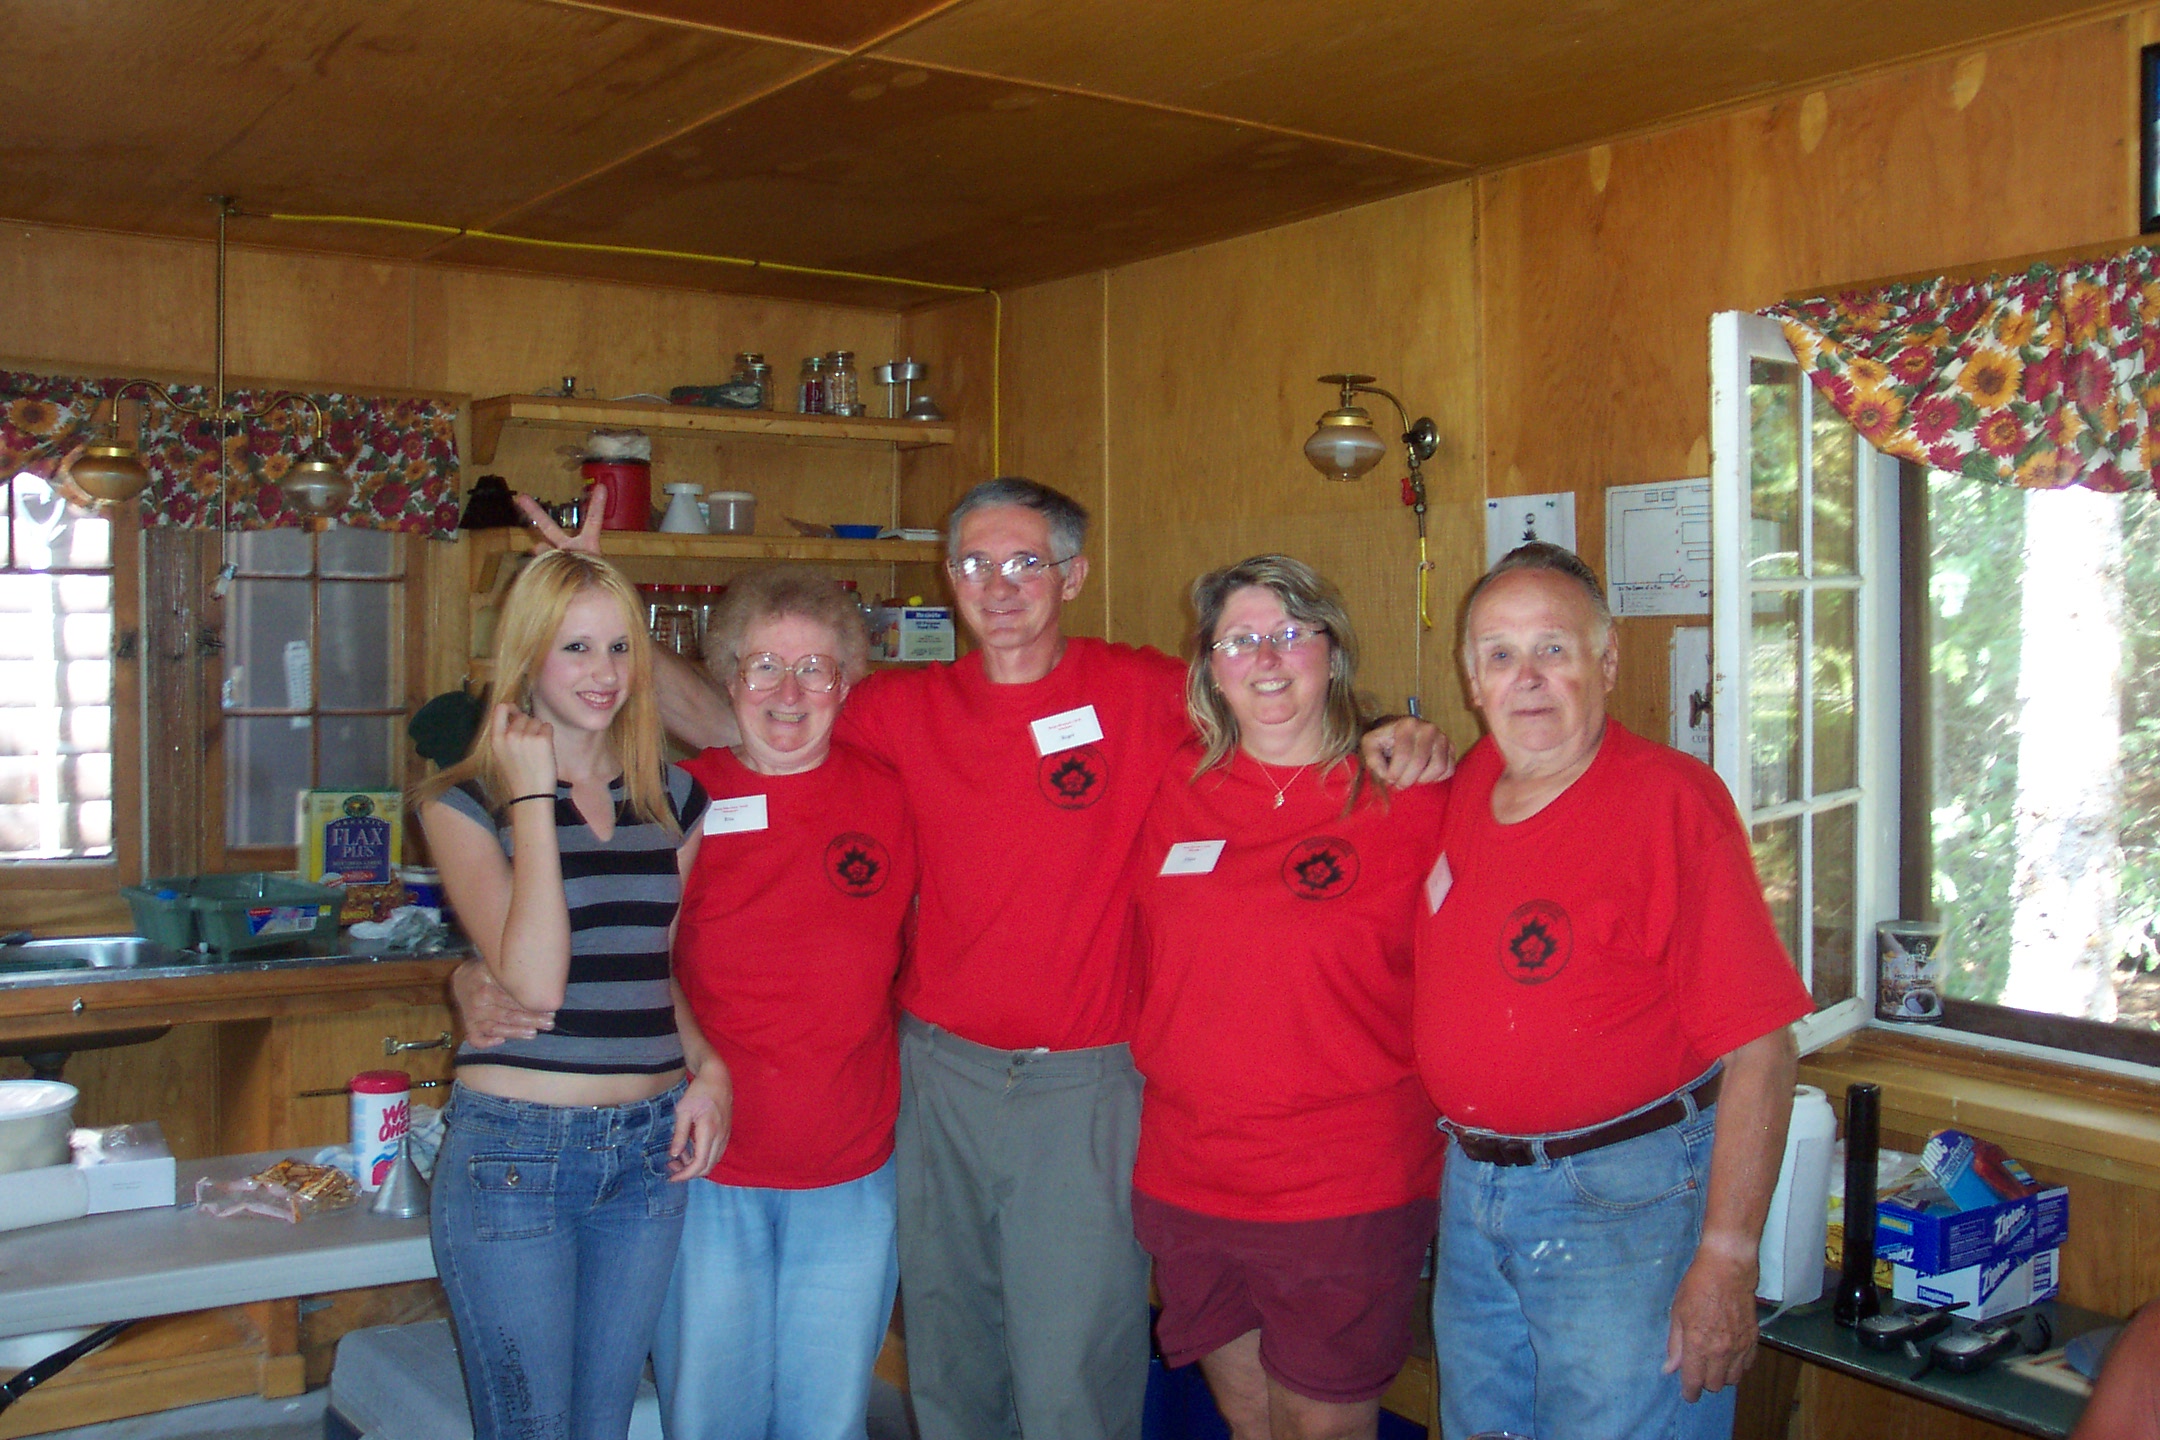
[384,1031,454,1056]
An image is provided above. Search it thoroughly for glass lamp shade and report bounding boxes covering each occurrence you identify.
[281,455,353,518]
[71,445,152,503]
[1304,407,1388,481]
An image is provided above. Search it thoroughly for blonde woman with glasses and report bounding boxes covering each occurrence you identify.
[1123,554,1448,1440]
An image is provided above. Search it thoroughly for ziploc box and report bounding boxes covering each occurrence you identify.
[1893,1247,2060,1321]
[298,790,403,886]
[1873,1129,2068,1275]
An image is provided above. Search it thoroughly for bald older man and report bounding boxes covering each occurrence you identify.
[1412,544,1810,1440]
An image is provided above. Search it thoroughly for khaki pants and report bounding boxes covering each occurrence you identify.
[896,1013,1152,1440]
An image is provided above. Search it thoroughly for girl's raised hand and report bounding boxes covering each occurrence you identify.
[491,702,558,798]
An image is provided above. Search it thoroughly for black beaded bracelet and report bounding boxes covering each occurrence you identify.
[503,792,556,809]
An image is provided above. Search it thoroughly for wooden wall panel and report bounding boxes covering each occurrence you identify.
[1479,14,2135,736]
[996,273,1108,639]
[1100,181,1482,738]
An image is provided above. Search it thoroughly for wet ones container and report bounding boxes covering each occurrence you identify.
[351,1070,412,1193]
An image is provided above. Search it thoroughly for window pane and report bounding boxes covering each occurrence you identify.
[0,557,113,860]
[1813,586,1856,795]
[231,529,310,575]
[1753,815,1802,974]
[1750,590,1800,810]
[224,715,311,847]
[319,583,395,708]
[319,527,401,578]
[1927,477,2160,1034]
[1812,804,1857,1007]
[12,475,109,570]
[1811,397,1857,576]
[1748,358,1801,579]
[317,715,395,791]
[225,579,311,709]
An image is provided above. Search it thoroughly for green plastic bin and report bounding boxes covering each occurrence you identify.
[122,873,342,956]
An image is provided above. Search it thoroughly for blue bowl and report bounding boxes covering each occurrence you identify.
[832,524,882,539]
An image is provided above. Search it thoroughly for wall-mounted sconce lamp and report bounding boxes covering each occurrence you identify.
[74,198,351,533]
[1304,373,1441,630]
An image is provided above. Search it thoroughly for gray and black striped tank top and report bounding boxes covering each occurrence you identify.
[441,766,708,1075]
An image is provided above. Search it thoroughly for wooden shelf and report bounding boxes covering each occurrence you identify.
[464,527,945,591]
[467,394,956,465]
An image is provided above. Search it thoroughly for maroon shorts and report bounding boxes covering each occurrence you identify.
[1133,1190,1437,1405]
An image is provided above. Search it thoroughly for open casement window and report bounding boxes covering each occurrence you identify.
[0,472,142,931]
[1709,312,1900,1054]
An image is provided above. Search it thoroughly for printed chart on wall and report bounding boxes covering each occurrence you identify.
[1604,479,1710,616]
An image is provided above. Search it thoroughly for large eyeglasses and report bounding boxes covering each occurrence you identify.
[1209,624,1330,661]
[738,652,843,692]
[947,552,1077,586]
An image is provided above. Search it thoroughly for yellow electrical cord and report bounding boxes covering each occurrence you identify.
[263,210,1005,470]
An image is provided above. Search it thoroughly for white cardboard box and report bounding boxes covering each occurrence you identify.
[71,1122,176,1214]
[1891,1246,2059,1320]
[898,606,955,662]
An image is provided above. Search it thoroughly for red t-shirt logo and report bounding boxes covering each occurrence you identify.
[824,832,891,896]
[1037,745,1107,809]
[1500,901,1573,984]
[1281,837,1359,900]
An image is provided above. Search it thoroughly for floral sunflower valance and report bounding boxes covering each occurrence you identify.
[0,370,463,537]
[1763,248,2160,493]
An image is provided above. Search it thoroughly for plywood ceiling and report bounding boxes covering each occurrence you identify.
[0,0,2124,309]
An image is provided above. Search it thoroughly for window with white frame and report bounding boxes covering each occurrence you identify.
[1709,312,1900,1054]
[0,471,117,862]
[1714,311,2160,1068]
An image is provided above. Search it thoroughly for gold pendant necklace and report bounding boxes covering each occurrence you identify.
[1264,762,1312,808]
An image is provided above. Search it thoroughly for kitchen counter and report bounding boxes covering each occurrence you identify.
[0,940,468,1044]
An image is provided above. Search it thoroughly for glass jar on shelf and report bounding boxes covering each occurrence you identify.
[732,352,773,410]
[825,351,860,417]
[798,356,827,415]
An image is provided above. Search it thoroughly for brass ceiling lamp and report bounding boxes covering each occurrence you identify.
[1304,372,1441,623]
[77,197,351,547]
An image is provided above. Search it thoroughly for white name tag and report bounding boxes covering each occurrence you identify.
[1160,840,1226,876]
[1030,704,1104,757]
[1425,852,1453,914]
[704,795,769,835]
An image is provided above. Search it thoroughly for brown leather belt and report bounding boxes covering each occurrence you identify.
[1448,1070,1723,1167]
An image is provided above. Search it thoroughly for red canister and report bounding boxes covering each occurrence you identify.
[350,1070,412,1193]
[581,460,652,530]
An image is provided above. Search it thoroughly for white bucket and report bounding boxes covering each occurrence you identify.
[0,1080,78,1175]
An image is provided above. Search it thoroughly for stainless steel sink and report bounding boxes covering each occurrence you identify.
[0,936,193,975]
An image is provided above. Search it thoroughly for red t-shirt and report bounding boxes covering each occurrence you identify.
[1128,744,1448,1221]
[1413,721,1813,1135]
[675,742,915,1189]
[841,638,1189,1051]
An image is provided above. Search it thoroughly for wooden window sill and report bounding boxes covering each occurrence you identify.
[1799,1029,2160,1188]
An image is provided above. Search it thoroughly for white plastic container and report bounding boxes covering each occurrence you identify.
[0,1079,77,1175]
[1756,1083,1838,1305]
[707,491,756,536]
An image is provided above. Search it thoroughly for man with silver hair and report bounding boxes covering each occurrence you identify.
[470,477,1453,1440]
[1413,542,1810,1440]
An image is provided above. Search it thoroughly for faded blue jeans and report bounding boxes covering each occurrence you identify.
[431,1081,689,1440]
[1432,1096,1735,1440]
[651,1155,900,1440]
